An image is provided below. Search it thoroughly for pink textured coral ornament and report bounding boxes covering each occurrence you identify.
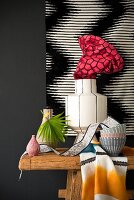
[74,35,124,79]
[26,135,40,157]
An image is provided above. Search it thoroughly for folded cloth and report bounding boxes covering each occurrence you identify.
[80,145,128,200]
[74,35,124,79]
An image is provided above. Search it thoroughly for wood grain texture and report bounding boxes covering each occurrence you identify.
[58,170,82,200]
[128,190,134,199]
[19,151,134,171]
[65,170,74,200]
[18,149,134,200]
[19,156,31,170]
[128,156,134,170]
[19,152,80,170]
[58,189,66,199]
[71,170,82,200]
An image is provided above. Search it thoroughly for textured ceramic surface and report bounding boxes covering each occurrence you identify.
[101,124,126,134]
[100,137,126,156]
[101,133,126,138]
[65,79,107,132]
[26,135,40,157]
[100,124,126,156]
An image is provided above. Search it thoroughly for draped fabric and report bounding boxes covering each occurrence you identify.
[80,145,128,200]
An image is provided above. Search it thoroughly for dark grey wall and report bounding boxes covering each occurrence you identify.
[0,0,53,199]
[0,0,72,199]
[0,0,133,200]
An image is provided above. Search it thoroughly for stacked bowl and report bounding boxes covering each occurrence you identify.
[100,124,126,156]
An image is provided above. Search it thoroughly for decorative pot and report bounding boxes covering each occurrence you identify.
[26,135,40,157]
[65,79,107,133]
[100,124,126,156]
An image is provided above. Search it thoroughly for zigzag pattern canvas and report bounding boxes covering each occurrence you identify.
[46,0,134,135]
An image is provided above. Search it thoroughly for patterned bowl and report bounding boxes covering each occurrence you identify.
[100,137,126,156]
[100,124,126,136]
[100,124,126,156]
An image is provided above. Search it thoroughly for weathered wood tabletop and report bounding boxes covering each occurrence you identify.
[19,149,134,200]
[19,149,134,171]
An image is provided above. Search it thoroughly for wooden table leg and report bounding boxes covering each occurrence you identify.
[66,170,75,200]
[58,170,82,200]
[71,170,82,200]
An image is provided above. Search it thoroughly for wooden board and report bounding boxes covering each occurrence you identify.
[18,149,134,200]
[19,151,134,171]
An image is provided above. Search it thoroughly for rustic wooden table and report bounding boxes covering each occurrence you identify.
[19,149,134,200]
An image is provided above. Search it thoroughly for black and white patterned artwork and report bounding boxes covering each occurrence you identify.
[46,0,134,135]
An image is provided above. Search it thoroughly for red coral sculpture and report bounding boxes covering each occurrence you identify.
[74,35,124,79]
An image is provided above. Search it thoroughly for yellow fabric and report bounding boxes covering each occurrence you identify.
[80,145,131,200]
[82,167,128,200]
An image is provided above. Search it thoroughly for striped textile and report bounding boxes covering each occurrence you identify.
[46,0,134,135]
[80,145,128,200]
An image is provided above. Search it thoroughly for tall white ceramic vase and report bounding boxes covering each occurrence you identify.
[65,79,107,132]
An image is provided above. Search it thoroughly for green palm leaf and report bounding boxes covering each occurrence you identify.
[37,112,69,146]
